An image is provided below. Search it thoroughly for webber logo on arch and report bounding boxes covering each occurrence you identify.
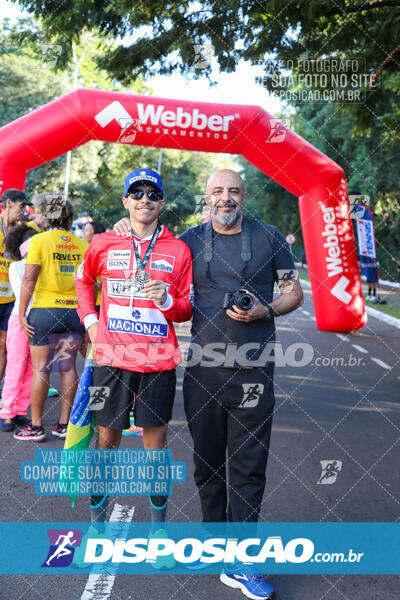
[95,101,239,141]
[320,202,352,305]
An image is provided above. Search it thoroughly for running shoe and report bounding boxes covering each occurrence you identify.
[186,529,214,570]
[149,528,176,570]
[14,422,46,442]
[52,421,68,438]
[74,523,108,569]
[48,386,59,397]
[0,418,15,432]
[220,567,276,599]
[122,416,143,437]
[12,415,30,427]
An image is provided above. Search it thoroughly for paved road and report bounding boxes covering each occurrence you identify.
[1,286,399,599]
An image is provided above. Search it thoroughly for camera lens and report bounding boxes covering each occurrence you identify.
[236,291,254,310]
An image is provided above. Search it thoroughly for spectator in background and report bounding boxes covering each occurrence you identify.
[83,221,106,244]
[0,189,32,385]
[0,224,38,431]
[359,255,379,303]
[82,221,105,312]
[14,195,88,442]
[26,194,51,233]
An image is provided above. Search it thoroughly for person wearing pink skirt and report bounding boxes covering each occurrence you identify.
[0,225,37,431]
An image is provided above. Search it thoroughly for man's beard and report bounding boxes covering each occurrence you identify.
[211,203,242,227]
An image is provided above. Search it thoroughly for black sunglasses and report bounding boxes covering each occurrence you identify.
[129,190,163,201]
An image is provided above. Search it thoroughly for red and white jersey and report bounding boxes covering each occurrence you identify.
[75,226,193,373]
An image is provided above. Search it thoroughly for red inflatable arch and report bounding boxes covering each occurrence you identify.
[0,88,366,332]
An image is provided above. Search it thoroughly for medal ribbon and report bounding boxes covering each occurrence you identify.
[130,222,161,274]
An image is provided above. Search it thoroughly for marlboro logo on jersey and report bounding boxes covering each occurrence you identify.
[149,253,175,273]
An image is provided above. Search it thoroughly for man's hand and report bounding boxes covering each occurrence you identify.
[113,218,130,236]
[143,280,168,306]
[87,323,98,344]
[20,315,35,337]
[226,291,269,323]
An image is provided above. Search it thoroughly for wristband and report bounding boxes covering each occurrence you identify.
[264,303,275,320]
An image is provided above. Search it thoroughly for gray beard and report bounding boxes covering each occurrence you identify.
[211,207,242,227]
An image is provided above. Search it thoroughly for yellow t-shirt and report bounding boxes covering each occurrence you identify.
[27,220,42,233]
[0,227,14,304]
[25,230,88,309]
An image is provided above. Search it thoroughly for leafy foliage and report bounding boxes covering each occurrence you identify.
[12,0,400,89]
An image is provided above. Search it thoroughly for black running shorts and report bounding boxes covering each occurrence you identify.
[28,307,85,346]
[91,364,176,430]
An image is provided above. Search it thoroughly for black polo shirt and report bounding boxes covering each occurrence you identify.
[180,216,296,367]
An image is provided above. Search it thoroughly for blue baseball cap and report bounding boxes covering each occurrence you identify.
[124,169,163,197]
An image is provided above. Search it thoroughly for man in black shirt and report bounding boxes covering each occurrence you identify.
[180,169,303,599]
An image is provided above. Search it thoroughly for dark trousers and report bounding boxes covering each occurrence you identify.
[183,365,275,523]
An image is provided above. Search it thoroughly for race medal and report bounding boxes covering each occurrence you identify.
[130,223,160,294]
[133,269,151,292]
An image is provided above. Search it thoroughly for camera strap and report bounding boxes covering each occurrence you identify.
[204,217,252,288]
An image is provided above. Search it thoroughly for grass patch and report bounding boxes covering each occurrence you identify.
[299,273,400,319]
[365,300,400,320]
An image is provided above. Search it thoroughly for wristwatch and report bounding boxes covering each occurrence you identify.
[264,303,275,320]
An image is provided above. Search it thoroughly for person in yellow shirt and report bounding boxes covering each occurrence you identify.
[15,194,88,442]
[24,194,60,398]
[0,189,31,382]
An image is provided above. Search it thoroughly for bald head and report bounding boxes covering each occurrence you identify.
[205,169,245,229]
[206,169,245,195]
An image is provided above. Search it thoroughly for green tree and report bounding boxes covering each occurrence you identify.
[12,0,400,87]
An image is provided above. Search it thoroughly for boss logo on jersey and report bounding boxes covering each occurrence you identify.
[149,253,175,273]
[107,304,169,337]
[107,278,170,299]
[107,250,131,270]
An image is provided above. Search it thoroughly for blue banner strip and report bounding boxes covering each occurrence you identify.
[0,522,399,574]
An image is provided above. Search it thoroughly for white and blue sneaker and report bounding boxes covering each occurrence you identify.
[220,568,275,599]
[186,529,214,570]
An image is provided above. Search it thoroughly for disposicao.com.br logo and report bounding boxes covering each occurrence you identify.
[83,535,363,568]
[2,521,393,575]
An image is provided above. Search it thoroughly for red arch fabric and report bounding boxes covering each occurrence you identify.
[0,88,366,332]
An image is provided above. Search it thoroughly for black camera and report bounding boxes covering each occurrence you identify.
[222,289,254,311]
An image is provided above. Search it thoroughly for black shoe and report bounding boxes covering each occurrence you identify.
[0,418,15,432]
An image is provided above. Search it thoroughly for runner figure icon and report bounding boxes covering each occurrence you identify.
[45,531,77,566]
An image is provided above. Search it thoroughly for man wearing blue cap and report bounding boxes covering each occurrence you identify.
[75,168,193,541]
